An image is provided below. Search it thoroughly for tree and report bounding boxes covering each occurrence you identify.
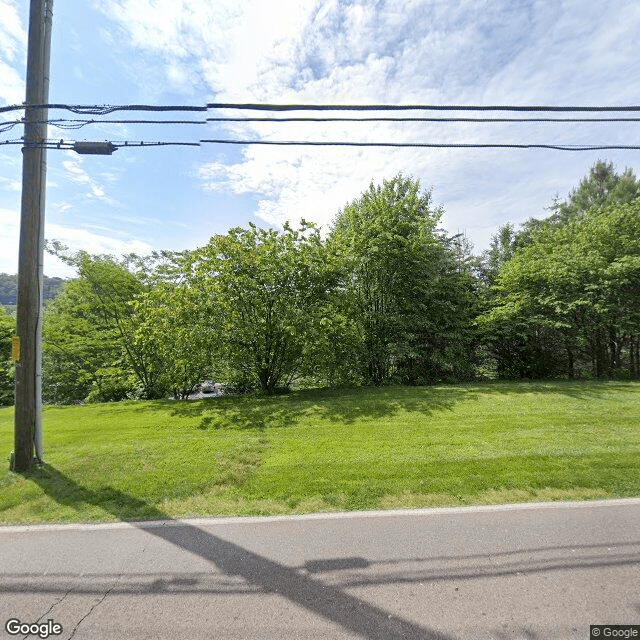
[0,306,15,405]
[480,199,640,379]
[43,279,128,403]
[45,247,171,400]
[479,161,640,380]
[188,221,335,394]
[0,272,64,306]
[132,257,218,399]
[479,223,592,379]
[549,160,640,224]
[479,223,517,285]
[328,174,477,385]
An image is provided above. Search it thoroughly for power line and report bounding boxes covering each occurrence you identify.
[43,118,207,129]
[207,103,640,113]
[116,140,201,147]
[199,139,640,151]
[5,116,640,133]
[206,116,640,123]
[0,121,20,133]
[5,137,640,152]
[0,103,207,115]
[3,102,640,115]
[2,116,209,132]
[14,139,201,150]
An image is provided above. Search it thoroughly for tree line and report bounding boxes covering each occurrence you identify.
[0,273,65,306]
[1,161,638,405]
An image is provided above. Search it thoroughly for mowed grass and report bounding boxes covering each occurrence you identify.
[0,380,639,524]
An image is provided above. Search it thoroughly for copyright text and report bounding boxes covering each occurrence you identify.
[591,626,640,639]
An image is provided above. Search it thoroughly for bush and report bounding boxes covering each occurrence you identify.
[84,375,138,403]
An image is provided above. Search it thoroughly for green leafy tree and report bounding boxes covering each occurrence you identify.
[133,265,219,400]
[480,223,592,379]
[189,221,335,394]
[0,272,65,306]
[480,199,640,379]
[45,247,171,400]
[549,160,640,224]
[479,223,517,285]
[43,279,129,403]
[329,175,477,385]
[0,306,15,405]
[480,161,640,380]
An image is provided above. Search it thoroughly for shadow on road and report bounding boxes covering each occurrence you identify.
[6,539,640,597]
[26,464,455,640]
[16,466,640,639]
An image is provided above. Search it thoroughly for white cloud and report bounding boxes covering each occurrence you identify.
[0,206,153,277]
[89,184,106,198]
[54,201,72,214]
[0,60,24,105]
[0,177,21,192]
[62,159,91,185]
[46,223,152,257]
[62,153,109,199]
[0,0,26,59]
[0,0,25,105]
[99,0,640,250]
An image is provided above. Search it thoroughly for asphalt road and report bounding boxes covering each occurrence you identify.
[1,499,639,640]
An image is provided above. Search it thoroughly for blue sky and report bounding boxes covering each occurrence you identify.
[1,0,640,277]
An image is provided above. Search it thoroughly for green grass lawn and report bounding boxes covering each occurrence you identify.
[1,380,639,524]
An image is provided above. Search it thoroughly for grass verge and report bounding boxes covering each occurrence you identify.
[1,380,639,524]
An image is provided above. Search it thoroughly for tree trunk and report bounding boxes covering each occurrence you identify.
[608,326,619,376]
[595,330,609,378]
[632,336,640,379]
[566,345,574,379]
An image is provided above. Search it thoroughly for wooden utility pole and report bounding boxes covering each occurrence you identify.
[13,0,53,473]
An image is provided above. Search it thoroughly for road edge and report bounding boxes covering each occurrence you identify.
[2,496,640,533]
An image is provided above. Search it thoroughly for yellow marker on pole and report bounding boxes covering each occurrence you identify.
[12,336,20,361]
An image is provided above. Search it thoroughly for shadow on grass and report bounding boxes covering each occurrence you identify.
[166,385,476,430]
[464,379,638,399]
[13,465,640,639]
[41,380,639,420]
[165,379,638,431]
[27,464,454,640]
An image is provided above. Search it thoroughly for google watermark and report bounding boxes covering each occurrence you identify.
[5,618,63,639]
[591,626,640,638]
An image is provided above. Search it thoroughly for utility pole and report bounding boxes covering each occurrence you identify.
[13,0,54,473]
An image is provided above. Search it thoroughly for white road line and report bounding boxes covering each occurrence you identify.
[1,497,640,533]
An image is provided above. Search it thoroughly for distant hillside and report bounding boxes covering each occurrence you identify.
[0,273,66,305]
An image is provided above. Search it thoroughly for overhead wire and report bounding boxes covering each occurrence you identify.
[3,102,640,115]
[43,118,207,129]
[6,138,640,152]
[206,116,640,123]
[6,116,640,131]
[199,140,640,151]
[0,103,208,115]
[15,139,201,150]
[2,102,640,152]
[0,121,20,133]
[206,103,640,113]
